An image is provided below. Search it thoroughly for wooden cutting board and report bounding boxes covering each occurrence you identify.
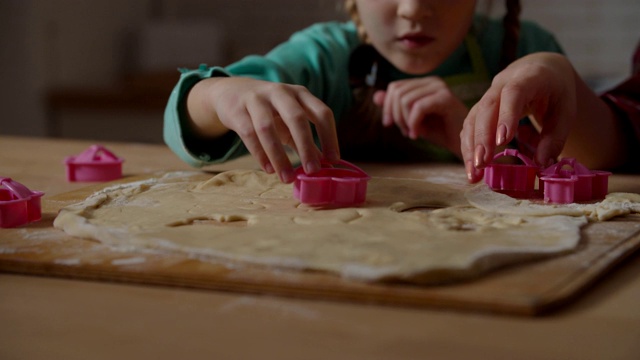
[1,172,639,316]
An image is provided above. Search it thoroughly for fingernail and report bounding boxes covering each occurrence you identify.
[383,115,392,127]
[496,124,507,145]
[545,158,555,168]
[327,149,341,162]
[280,169,295,183]
[465,160,474,181]
[474,145,486,168]
[264,163,274,174]
[305,160,320,174]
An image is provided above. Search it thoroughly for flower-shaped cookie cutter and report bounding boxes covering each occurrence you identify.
[539,158,611,203]
[0,177,44,228]
[293,160,371,206]
[65,145,124,182]
[484,149,540,198]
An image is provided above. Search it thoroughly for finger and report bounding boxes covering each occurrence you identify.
[536,131,566,168]
[401,85,438,139]
[406,98,434,141]
[231,109,275,174]
[373,90,394,127]
[385,83,409,136]
[535,102,574,167]
[395,79,444,138]
[460,104,484,183]
[382,84,401,132]
[398,84,420,133]
[246,99,295,183]
[373,90,386,107]
[472,87,502,169]
[381,85,395,128]
[496,81,534,147]
[405,87,447,140]
[295,90,341,163]
[271,93,322,174]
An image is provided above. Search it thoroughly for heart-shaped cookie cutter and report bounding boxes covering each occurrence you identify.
[0,177,44,228]
[65,145,124,182]
[293,160,370,206]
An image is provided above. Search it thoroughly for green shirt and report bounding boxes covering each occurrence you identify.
[164,17,563,167]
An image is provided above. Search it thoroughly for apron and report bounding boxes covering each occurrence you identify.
[340,34,491,162]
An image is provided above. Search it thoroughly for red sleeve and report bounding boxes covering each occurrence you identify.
[600,43,640,171]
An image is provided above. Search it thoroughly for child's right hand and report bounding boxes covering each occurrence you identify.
[187,77,341,183]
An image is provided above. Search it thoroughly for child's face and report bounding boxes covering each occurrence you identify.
[355,0,477,75]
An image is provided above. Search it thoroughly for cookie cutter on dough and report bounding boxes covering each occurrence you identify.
[539,158,611,204]
[484,149,539,199]
[0,177,44,228]
[65,144,124,182]
[293,160,371,206]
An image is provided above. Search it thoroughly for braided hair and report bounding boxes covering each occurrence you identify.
[500,0,522,70]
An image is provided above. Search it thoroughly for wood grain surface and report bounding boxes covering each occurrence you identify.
[3,136,640,360]
[2,171,639,316]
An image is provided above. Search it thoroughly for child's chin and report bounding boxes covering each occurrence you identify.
[390,56,438,75]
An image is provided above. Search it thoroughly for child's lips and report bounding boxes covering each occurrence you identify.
[397,34,434,49]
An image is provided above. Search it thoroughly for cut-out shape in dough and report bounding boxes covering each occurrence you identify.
[167,217,249,228]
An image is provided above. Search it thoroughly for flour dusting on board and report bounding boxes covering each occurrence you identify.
[160,171,202,179]
[218,296,320,321]
[54,258,82,266]
[421,169,470,187]
[111,257,147,266]
[20,229,69,242]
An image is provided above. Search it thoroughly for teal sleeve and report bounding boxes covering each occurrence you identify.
[226,22,356,113]
[163,65,247,168]
[163,22,359,167]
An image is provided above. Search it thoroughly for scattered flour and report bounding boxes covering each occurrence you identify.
[111,257,147,266]
[54,258,82,266]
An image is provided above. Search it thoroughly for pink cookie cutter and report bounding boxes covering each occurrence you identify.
[484,149,540,198]
[65,145,124,182]
[0,178,44,228]
[293,160,371,206]
[539,158,611,204]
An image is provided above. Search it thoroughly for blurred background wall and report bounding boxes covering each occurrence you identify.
[1,0,638,143]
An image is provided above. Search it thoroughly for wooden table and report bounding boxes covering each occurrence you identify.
[1,135,640,360]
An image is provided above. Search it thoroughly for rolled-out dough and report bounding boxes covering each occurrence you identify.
[52,170,626,284]
[466,183,640,221]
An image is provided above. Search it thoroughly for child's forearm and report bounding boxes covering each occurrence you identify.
[559,70,629,169]
[185,77,230,138]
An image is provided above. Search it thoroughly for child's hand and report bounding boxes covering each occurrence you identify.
[373,77,468,157]
[460,52,578,182]
[188,77,340,183]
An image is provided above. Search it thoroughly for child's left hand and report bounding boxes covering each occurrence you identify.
[459,53,579,183]
[373,76,468,157]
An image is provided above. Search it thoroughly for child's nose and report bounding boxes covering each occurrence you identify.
[397,0,434,21]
